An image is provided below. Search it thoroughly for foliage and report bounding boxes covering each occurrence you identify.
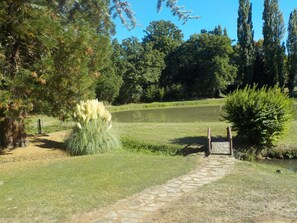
[262,0,286,87]
[96,71,122,104]
[143,20,184,55]
[66,100,121,155]
[66,119,121,156]
[96,40,123,104]
[223,86,295,149]
[38,23,112,121]
[252,40,267,87]
[0,0,112,147]
[116,37,165,104]
[171,32,237,98]
[237,0,255,85]
[110,0,199,29]
[287,9,297,96]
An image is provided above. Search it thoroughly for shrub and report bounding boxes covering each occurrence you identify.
[223,86,295,154]
[66,99,121,155]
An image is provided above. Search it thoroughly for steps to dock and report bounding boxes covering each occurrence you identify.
[207,127,233,156]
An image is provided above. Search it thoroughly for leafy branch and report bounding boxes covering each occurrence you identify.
[111,0,200,29]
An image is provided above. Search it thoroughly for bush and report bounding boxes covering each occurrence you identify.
[223,86,295,152]
[66,120,121,155]
[66,99,121,155]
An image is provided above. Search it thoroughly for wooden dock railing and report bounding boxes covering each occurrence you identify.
[207,127,211,155]
[227,127,233,156]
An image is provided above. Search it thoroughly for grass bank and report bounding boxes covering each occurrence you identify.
[0,150,196,223]
[115,122,228,155]
[144,161,297,222]
[108,99,224,112]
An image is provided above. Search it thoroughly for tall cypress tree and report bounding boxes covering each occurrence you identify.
[237,0,255,85]
[262,0,285,87]
[287,9,297,95]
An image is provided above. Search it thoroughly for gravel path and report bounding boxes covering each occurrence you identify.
[85,155,236,223]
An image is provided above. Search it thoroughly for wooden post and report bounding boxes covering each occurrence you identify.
[207,127,211,155]
[227,127,233,156]
[37,119,42,134]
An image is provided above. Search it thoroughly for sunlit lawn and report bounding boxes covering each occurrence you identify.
[0,151,196,223]
[2,99,296,222]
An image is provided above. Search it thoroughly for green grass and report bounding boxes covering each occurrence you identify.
[108,98,224,112]
[25,115,74,135]
[0,151,196,223]
[144,161,297,222]
[115,122,228,149]
[1,99,297,222]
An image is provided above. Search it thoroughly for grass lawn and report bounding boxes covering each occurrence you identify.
[2,99,296,222]
[0,150,196,223]
[114,122,228,146]
[144,161,297,222]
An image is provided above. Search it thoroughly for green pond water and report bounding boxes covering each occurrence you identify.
[112,105,297,123]
[112,106,223,123]
[259,159,297,172]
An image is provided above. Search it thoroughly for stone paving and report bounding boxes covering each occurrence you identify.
[89,155,236,223]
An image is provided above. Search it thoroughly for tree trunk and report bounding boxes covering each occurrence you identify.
[255,146,263,160]
[0,118,27,149]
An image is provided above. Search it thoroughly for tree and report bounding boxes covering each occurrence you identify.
[262,0,285,87]
[143,20,184,55]
[39,24,112,121]
[237,0,255,85]
[172,32,237,98]
[0,1,112,148]
[253,40,267,87]
[142,20,183,96]
[0,1,54,148]
[116,37,165,104]
[95,41,123,104]
[287,9,297,96]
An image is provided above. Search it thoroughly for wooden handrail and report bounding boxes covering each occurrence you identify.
[227,127,233,156]
[207,127,211,154]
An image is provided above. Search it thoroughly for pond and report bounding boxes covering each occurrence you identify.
[112,106,223,123]
[112,105,297,123]
[258,159,297,172]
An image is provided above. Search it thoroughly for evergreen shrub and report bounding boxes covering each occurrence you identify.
[66,99,121,155]
[223,86,295,149]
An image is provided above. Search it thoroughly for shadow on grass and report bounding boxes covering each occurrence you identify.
[170,136,207,145]
[170,136,207,156]
[31,138,66,150]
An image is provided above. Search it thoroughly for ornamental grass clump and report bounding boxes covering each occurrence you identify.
[66,99,121,156]
[223,86,295,155]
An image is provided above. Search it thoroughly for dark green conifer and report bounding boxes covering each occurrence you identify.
[287,9,297,95]
[262,0,285,87]
[237,0,255,85]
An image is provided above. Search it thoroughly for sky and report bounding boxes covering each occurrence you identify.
[112,0,297,43]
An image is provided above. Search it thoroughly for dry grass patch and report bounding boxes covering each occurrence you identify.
[144,161,297,223]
